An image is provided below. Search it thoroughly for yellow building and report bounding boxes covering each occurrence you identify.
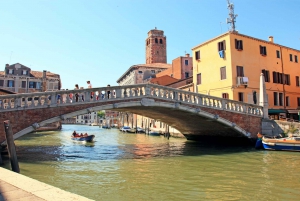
[192,32,300,120]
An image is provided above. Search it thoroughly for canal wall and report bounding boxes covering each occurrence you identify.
[0,167,93,201]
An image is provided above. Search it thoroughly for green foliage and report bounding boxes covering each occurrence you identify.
[97,111,105,118]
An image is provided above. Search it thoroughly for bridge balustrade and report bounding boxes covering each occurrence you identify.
[0,84,263,117]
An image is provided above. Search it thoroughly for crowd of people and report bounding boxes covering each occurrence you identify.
[72,131,88,138]
[55,81,113,103]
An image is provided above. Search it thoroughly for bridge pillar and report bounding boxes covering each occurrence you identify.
[259,73,268,119]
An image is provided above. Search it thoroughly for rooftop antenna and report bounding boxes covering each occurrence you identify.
[226,0,238,32]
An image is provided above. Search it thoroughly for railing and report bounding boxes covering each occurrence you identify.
[0,84,263,117]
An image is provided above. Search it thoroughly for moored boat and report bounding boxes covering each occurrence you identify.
[262,136,300,151]
[149,131,161,136]
[71,135,95,142]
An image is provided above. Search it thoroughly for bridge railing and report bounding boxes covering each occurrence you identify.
[0,84,263,116]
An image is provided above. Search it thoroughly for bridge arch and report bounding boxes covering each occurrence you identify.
[2,98,254,145]
[0,84,263,145]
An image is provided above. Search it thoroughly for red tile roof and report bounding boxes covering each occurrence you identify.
[149,75,179,86]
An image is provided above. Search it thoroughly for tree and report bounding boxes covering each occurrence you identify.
[97,111,105,119]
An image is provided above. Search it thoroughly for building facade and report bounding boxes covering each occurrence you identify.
[0,63,61,93]
[76,112,98,124]
[192,32,300,120]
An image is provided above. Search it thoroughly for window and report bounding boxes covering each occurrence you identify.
[22,70,27,75]
[286,96,289,106]
[298,97,300,107]
[279,93,283,106]
[220,67,226,80]
[197,73,201,85]
[238,92,244,102]
[261,69,270,82]
[151,70,155,74]
[195,51,200,60]
[222,93,229,99]
[185,72,189,78]
[29,81,36,88]
[290,54,293,62]
[155,38,158,43]
[296,76,300,87]
[8,69,14,74]
[159,39,163,44]
[253,91,257,104]
[235,39,243,50]
[276,50,280,58]
[0,80,3,86]
[273,71,283,84]
[259,45,267,56]
[36,82,42,89]
[7,80,14,87]
[22,81,26,88]
[184,60,188,65]
[138,71,143,74]
[295,55,298,63]
[284,74,290,85]
[236,66,244,77]
[218,40,226,51]
[170,74,173,77]
[274,92,278,106]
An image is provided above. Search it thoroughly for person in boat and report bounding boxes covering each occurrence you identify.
[72,131,77,137]
[83,133,88,137]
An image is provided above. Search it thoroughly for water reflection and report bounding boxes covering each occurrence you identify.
[2,125,300,201]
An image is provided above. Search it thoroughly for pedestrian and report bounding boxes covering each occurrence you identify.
[87,81,93,99]
[74,84,79,102]
[107,84,111,99]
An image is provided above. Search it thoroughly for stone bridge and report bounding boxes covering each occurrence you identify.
[0,84,263,146]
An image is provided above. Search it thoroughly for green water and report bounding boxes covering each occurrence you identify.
[2,125,300,200]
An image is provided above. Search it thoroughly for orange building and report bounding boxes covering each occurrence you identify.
[192,31,300,120]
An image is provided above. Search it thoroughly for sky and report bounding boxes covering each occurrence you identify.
[0,0,299,90]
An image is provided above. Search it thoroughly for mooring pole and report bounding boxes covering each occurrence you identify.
[0,147,3,165]
[4,120,20,173]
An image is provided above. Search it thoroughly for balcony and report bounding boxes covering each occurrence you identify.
[236,77,248,86]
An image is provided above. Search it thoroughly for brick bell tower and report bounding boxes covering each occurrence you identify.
[145,28,167,64]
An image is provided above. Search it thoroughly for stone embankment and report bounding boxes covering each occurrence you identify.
[0,167,93,201]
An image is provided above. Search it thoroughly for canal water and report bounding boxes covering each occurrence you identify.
[2,124,300,201]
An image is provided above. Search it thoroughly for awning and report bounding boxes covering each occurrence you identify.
[287,110,300,114]
[268,109,287,114]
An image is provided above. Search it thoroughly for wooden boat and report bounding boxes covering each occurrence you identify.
[262,136,300,151]
[71,135,95,142]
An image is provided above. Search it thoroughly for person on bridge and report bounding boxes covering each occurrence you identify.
[74,84,79,102]
[87,81,94,99]
[107,84,111,99]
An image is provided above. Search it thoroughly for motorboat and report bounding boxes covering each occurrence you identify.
[71,134,95,142]
[262,135,300,151]
[149,130,161,136]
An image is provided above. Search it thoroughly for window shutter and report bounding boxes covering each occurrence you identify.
[266,71,270,82]
[265,47,267,55]
[296,76,299,86]
[273,71,277,83]
[235,39,238,49]
[260,46,262,54]
[240,40,243,50]
[223,40,226,50]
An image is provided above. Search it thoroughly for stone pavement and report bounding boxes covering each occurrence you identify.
[0,167,93,201]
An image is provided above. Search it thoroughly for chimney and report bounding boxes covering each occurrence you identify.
[185,53,190,57]
[269,36,274,43]
[43,70,47,78]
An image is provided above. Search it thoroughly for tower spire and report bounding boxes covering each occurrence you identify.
[226,0,238,32]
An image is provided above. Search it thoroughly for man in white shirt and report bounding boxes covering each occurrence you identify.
[87,81,93,99]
